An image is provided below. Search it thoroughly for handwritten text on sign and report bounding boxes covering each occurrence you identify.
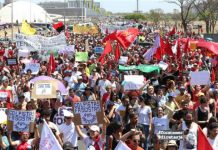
[53,107,72,126]
[36,83,52,95]
[8,110,35,132]
[74,101,101,125]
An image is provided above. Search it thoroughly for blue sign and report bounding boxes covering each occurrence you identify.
[94,47,104,54]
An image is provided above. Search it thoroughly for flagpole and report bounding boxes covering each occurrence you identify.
[64,0,66,29]
[11,0,13,41]
[30,0,31,23]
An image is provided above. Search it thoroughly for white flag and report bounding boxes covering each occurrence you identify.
[39,121,63,150]
[172,40,178,54]
[114,141,131,150]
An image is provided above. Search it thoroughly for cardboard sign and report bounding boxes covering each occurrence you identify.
[94,47,104,54]
[7,109,36,132]
[53,107,73,126]
[75,52,88,62]
[6,58,17,66]
[124,75,145,91]
[31,80,58,99]
[189,71,210,85]
[0,90,10,101]
[190,41,197,51]
[73,101,103,125]
[24,63,40,74]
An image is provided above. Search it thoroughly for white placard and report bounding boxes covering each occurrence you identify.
[189,71,210,85]
[8,110,35,132]
[36,83,52,95]
[74,101,102,125]
[124,75,144,90]
[119,56,128,64]
[15,32,66,51]
[158,61,168,70]
[24,63,40,74]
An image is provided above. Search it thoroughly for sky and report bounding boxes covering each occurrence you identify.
[0,0,180,13]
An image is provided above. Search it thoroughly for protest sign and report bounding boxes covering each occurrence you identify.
[119,56,128,64]
[123,75,145,91]
[189,71,210,85]
[75,52,88,62]
[53,107,73,126]
[31,80,58,99]
[190,41,197,51]
[158,61,168,70]
[115,141,131,150]
[73,25,99,34]
[6,58,18,66]
[24,63,40,74]
[58,45,75,55]
[0,111,7,124]
[73,101,103,125]
[94,47,104,54]
[0,90,10,101]
[7,109,36,132]
[15,32,66,51]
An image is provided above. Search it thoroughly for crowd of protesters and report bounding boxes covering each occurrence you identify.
[0,21,217,150]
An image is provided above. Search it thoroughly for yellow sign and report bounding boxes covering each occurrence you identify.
[190,41,197,51]
[73,25,99,34]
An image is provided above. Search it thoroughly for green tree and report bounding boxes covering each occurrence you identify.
[124,13,146,21]
[147,9,164,25]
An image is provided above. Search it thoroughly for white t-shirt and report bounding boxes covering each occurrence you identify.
[83,135,105,150]
[179,122,198,150]
[137,106,151,125]
[58,122,78,147]
[98,79,111,97]
[152,115,169,134]
[208,136,218,149]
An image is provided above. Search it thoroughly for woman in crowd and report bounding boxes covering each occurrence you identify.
[151,106,169,150]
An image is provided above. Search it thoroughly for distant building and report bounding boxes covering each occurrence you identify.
[39,0,101,21]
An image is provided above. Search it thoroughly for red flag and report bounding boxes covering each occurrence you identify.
[197,126,213,150]
[169,27,176,36]
[115,43,121,61]
[164,39,174,56]
[102,31,117,43]
[98,41,113,64]
[47,53,56,75]
[53,22,65,33]
[116,28,139,49]
[176,40,181,60]
[184,38,190,53]
[211,67,215,82]
[154,36,165,60]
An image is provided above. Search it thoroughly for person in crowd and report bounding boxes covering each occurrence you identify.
[8,126,39,150]
[76,124,106,150]
[81,86,96,101]
[175,86,186,107]
[107,122,123,150]
[178,113,198,150]
[203,117,217,136]
[207,122,218,149]
[151,106,169,150]
[195,96,210,129]
[170,100,190,130]
[137,96,152,150]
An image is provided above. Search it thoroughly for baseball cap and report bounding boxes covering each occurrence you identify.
[89,125,100,132]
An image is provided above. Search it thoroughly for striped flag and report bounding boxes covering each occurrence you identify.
[143,35,161,61]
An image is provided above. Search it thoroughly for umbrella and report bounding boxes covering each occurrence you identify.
[29,76,67,95]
